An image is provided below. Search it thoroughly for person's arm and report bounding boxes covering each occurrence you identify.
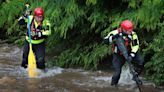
[130,32,139,57]
[18,4,31,25]
[42,20,51,36]
[18,16,27,25]
[104,30,118,44]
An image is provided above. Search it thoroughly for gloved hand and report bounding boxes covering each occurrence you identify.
[24,4,31,18]
[104,35,115,44]
[18,16,26,25]
[103,36,110,44]
[127,55,133,62]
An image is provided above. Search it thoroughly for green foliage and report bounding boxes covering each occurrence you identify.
[86,0,97,6]
[136,0,163,31]
[144,22,164,85]
[0,0,23,30]
[0,0,26,41]
[56,43,111,70]
[0,0,164,85]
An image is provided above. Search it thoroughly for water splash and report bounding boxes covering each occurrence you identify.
[93,65,135,86]
[37,67,63,78]
[94,76,112,82]
[0,44,22,61]
[92,66,139,91]
[119,65,135,86]
[13,66,63,78]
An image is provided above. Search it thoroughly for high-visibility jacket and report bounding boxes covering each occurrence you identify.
[22,15,51,44]
[104,28,139,57]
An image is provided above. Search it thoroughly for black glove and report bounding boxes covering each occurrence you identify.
[18,16,26,25]
[103,37,109,44]
[127,55,133,62]
[103,35,115,44]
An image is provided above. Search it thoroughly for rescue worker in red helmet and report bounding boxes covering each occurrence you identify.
[104,20,144,86]
[18,5,51,70]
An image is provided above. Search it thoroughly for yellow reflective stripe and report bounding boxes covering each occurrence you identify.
[131,32,139,53]
[26,36,45,44]
[42,30,51,35]
[43,19,50,25]
[107,30,118,37]
[131,45,139,53]
[42,19,51,36]
[34,19,39,28]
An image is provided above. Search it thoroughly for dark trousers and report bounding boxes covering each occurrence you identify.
[21,40,45,69]
[111,52,144,85]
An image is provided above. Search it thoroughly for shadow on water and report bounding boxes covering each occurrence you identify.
[0,43,163,92]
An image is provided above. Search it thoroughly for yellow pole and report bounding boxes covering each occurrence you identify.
[27,16,37,78]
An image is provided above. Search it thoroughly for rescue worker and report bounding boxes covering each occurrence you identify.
[104,20,144,86]
[18,4,51,70]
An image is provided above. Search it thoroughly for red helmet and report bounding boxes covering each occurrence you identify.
[121,20,133,32]
[34,7,44,17]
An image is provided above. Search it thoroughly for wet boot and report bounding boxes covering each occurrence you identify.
[41,68,48,73]
[132,71,142,85]
[111,77,118,87]
[132,77,142,85]
[21,63,27,69]
[134,65,144,75]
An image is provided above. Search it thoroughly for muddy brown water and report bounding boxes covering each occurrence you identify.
[0,43,163,92]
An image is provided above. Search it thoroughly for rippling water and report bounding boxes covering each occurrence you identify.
[0,43,163,92]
